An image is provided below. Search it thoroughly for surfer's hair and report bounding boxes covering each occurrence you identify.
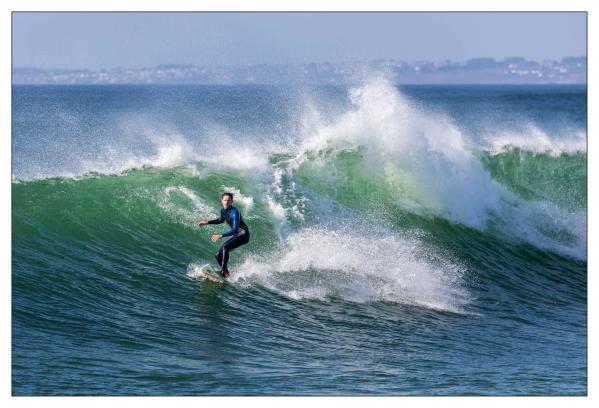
[221,192,234,200]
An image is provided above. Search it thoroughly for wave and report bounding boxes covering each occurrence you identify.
[13,79,587,307]
[13,78,587,258]
[14,161,584,319]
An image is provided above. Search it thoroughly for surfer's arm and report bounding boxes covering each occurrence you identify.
[221,208,240,238]
[207,210,225,225]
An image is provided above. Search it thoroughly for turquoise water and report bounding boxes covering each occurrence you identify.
[12,80,586,395]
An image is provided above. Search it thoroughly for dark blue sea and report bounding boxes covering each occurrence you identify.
[12,80,587,395]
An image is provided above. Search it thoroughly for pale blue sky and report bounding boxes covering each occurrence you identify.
[12,12,586,69]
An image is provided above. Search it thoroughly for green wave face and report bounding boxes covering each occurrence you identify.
[480,149,587,212]
[12,167,281,277]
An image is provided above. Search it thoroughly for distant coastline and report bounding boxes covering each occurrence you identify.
[12,56,586,85]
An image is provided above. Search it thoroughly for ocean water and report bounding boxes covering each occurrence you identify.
[12,79,587,395]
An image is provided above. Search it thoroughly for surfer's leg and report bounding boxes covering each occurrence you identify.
[220,234,250,273]
[221,246,230,273]
[215,246,225,268]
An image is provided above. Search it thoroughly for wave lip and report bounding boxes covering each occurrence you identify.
[483,125,586,156]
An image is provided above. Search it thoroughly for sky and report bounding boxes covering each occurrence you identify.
[12,12,587,70]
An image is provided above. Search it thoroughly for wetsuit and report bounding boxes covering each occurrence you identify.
[208,206,250,274]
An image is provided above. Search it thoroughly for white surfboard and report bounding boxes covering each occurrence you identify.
[198,264,225,283]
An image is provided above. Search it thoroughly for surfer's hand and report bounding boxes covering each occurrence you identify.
[197,220,208,227]
[211,234,221,242]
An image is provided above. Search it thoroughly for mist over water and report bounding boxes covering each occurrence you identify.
[12,80,587,395]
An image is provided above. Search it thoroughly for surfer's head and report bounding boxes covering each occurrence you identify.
[221,192,234,209]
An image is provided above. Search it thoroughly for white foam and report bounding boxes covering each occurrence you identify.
[186,263,212,280]
[198,125,271,171]
[159,186,217,228]
[483,125,587,156]
[496,197,587,260]
[164,186,212,211]
[152,140,196,168]
[44,132,198,179]
[232,227,471,313]
[220,186,254,211]
[266,196,287,221]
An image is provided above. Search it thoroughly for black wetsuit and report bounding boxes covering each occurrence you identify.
[208,206,250,274]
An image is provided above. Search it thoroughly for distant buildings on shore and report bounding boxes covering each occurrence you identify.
[13,57,586,85]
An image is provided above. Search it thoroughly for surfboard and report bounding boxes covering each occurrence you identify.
[198,264,226,283]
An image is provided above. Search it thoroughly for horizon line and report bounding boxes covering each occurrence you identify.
[12,55,588,72]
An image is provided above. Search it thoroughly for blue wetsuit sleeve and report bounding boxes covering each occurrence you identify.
[207,210,225,225]
[221,208,240,238]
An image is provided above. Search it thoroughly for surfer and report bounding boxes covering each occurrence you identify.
[197,192,250,278]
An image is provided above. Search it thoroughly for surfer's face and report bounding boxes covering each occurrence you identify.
[221,195,233,209]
